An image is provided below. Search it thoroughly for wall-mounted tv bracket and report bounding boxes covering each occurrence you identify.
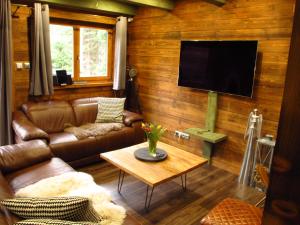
[185,91,227,164]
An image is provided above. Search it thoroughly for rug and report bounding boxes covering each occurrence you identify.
[15,172,126,225]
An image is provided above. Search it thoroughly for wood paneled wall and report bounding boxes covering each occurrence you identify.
[263,0,300,223]
[127,0,296,174]
[11,6,114,110]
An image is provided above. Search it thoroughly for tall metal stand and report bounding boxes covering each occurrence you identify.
[239,109,263,186]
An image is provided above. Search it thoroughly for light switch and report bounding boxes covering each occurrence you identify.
[16,62,23,69]
[23,62,30,69]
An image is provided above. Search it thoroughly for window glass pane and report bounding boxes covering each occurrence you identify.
[50,24,73,76]
[80,28,108,77]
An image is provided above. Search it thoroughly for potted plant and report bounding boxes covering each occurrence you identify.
[141,123,166,157]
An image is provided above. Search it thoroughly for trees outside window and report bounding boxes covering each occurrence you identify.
[50,23,112,82]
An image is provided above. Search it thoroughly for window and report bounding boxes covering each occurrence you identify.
[50,25,73,76]
[50,23,113,82]
[80,28,108,77]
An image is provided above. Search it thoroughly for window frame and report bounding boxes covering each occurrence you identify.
[50,21,114,83]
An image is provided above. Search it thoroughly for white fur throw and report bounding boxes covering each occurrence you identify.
[15,172,126,225]
[64,123,124,140]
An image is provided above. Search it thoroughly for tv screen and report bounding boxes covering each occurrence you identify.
[178,40,258,98]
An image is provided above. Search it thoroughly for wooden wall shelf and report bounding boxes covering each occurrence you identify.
[54,82,113,90]
[185,127,227,163]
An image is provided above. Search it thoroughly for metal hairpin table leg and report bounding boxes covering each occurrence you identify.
[144,185,155,211]
[117,170,125,193]
[181,173,187,191]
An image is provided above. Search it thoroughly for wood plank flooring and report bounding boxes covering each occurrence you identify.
[80,161,264,225]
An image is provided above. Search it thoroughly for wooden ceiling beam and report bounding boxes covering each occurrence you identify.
[12,0,137,16]
[116,0,175,10]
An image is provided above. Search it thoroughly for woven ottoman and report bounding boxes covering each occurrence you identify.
[200,198,262,225]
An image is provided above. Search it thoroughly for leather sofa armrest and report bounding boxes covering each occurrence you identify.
[0,140,53,175]
[12,111,49,142]
[0,172,20,224]
[0,172,13,199]
[123,110,143,127]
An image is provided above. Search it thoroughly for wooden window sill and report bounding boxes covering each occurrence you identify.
[54,81,113,90]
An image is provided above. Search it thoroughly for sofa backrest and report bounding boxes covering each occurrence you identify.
[22,101,76,133]
[71,97,101,126]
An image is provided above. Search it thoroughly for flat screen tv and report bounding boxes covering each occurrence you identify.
[178,40,258,98]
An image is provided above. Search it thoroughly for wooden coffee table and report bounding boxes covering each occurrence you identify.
[100,141,208,210]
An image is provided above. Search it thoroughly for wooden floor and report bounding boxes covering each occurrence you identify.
[80,161,264,225]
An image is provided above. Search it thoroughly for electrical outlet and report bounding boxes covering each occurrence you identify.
[175,130,190,140]
[181,132,190,140]
[23,62,30,69]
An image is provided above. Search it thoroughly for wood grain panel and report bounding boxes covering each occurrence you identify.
[50,9,116,25]
[101,142,208,186]
[263,1,300,223]
[11,6,114,110]
[127,0,296,174]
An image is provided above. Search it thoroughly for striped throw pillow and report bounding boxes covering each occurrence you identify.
[95,97,125,123]
[1,197,101,222]
[15,219,100,225]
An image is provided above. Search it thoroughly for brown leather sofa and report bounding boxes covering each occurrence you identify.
[0,140,140,225]
[12,97,144,168]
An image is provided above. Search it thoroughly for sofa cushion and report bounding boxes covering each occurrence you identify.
[71,97,103,126]
[95,97,125,123]
[0,140,52,175]
[50,126,136,165]
[95,126,136,151]
[22,101,76,133]
[1,197,100,222]
[50,137,100,163]
[5,158,74,192]
[49,132,78,145]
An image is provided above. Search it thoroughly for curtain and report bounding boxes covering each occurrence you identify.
[29,3,53,96]
[0,0,13,146]
[113,16,127,91]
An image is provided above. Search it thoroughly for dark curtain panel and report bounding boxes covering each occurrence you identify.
[113,16,127,91]
[0,0,13,146]
[29,3,53,96]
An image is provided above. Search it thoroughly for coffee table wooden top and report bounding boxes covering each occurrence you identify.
[100,142,208,186]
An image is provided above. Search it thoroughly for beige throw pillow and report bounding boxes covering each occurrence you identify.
[95,97,125,123]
